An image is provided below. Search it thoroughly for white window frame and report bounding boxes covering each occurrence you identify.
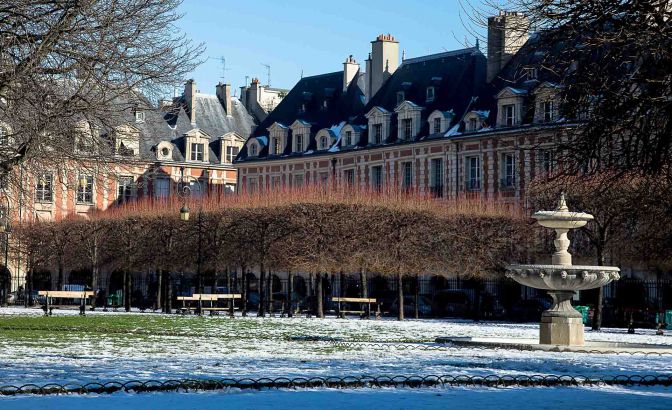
[501,153,516,188]
[117,176,134,203]
[543,100,554,122]
[226,145,239,163]
[295,134,304,152]
[76,175,94,204]
[250,143,258,156]
[402,161,413,190]
[373,124,382,144]
[190,142,205,161]
[433,117,442,134]
[466,156,481,191]
[430,158,444,197]
[426,86,435,102]
[402,118,412,140]
[504,104,516,126]
[35,173,53,203]
[371,165,383,191]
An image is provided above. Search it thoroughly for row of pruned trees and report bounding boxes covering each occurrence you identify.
[13,189,532,319]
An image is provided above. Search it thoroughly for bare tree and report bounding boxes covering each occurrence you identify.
[466,0,672,179]
[0,1,204,188]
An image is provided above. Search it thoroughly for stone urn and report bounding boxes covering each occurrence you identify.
[506,194,620,346]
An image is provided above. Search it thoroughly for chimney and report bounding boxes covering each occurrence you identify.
[369,34,399,101]
[216,82,233,116]
[343,55,359,92]
[184,79,197,124]
[250,77,262,104]
[487,11,530,83]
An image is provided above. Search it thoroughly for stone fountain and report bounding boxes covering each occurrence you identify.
[505,194,620,346]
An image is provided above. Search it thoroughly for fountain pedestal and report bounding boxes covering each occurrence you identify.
[540,291,584,345]
[505,194,620,346]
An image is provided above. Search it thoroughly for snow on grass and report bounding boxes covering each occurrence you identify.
[0,307,671,387]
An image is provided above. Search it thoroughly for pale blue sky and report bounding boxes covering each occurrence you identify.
[175,0,489,95]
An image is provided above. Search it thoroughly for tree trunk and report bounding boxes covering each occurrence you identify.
[414,274,420,319]
[124,270,131,312]
[156,268,162,311]
[359,268,369,316]
[258,264,266,317]
[267,271,273,316]
[287,271,294,318]
[397,271,404,321]
[164,273,172,314]
[57,260,64,290]
[227,267,234,317]
[241,265,248,317]
[316,273,324,318]
[591,246,606,331]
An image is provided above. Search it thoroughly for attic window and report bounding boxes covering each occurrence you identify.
[322,100,329,111]
[250,143,258,156]
[135,111,145,123]
[524,67,538,80]
[320,135,329,150]
[426,87,435,102]
[161,147,170,157]
[299,103,307,114]
[396,91,405,105]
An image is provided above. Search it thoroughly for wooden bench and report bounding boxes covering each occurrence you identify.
[331,297,379,319]
[38,290,95,316]
[177,294,241,315]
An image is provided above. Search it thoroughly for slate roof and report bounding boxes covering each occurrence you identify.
[353,47,489,144]
[240,70,366,158]
[236,46,490,162]
[163,93,255,164]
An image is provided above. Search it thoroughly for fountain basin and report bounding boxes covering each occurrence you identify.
[505,264,620,291]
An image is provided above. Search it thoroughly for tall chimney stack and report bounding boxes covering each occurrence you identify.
[343,55,359,92]
[216,82,233,116]
[184,79,197,125]
[369,34,399,101]
[487,11,530,83]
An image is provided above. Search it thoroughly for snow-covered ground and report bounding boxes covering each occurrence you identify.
[1,307,671,408]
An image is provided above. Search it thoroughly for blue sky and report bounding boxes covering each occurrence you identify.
[175,0,488,95]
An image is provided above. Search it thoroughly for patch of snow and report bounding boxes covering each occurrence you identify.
[445,124,461,137]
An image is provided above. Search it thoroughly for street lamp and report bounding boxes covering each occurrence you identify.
[177,166,204,315]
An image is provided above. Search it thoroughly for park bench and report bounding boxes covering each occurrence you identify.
[38,290,95,316]
[177,294,241,316]
[331,297,379,319]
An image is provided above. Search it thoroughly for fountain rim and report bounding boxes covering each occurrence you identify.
[532,210,594,221]
[506,264,620,272]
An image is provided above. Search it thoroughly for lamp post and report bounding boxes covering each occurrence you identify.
[177,167,204,315]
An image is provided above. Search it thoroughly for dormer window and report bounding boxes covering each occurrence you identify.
[469,118,478,131]
[397,91,405,105]
[426,87,435,102]
[402,119,412,140]
[299,103,307,114]
[504,104,516,126]
[161,147,170,157]
[295,134,304,152]
[226,146,239,162]
[345,131,352,146]
[135,111,145,123]
[372,124,382,144]
[190,143,204,161]
[433,118,441,133]
[542,100,555,122]
[250,143,258,156]
[320,135,329,150]
[271,137,280,155]
[322,100,329,111]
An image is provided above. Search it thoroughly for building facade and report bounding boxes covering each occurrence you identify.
[234,13,569,203]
